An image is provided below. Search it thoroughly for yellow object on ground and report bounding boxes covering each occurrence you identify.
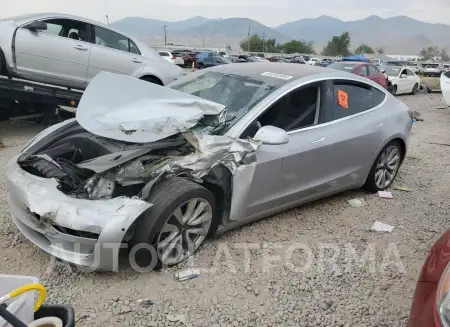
[0,283,46,312]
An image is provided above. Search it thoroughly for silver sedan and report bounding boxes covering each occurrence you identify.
[0,13,182,89]
[5,63,413,271]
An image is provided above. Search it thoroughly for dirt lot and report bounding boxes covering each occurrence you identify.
[0,93,449,327]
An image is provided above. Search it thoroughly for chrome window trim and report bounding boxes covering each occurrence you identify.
[236,76,388,137]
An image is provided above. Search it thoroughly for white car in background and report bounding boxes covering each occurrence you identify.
[158,51,184,66]
[384,66,420,95]
[441,71,450,106]
[306,58,320,65]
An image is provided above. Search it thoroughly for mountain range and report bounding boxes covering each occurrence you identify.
[111,15,450,54]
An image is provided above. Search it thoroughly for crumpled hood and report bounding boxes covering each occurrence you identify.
[76,72,226,143]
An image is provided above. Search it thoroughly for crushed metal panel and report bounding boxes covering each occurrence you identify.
[76,72,226,143]
[228,162,257,221]
[161,132,261,179]
[5,158,151,234]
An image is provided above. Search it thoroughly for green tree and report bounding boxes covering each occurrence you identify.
[376,47,385,55]
[419,46,440,60]
[355,44,375,54]
[441,49,449,61]
[281,40,315,54]
[322,32,351,56]
[240,34,281,53]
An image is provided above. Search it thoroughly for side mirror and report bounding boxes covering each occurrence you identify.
[24,20,47,31]
[401,74,407,78]
[253,126,289,145]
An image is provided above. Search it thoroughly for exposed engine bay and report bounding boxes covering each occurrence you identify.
[18,123,194,200]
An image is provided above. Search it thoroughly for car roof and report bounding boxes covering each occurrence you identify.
[206,62,361,87]
[335,61,366,66]
[4,13,138,41]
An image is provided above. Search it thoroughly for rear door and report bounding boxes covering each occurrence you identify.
[14,18,91,88]
[314,80,388,188]
[87,26,145,82]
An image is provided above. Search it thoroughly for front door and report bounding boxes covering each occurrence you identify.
[14,18,90,88]
[242,82,328,217]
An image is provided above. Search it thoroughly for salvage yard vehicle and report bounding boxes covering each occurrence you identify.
[383,66,420,95]
[5,63,413,271]
[158,51,184,66]
[327,61,388,88]
[423,63,444,77]
[0,13,182,88]
[408,229,450,327]
[441,71,450,106]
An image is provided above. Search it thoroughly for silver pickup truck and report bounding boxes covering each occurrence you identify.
[0,13,182,89]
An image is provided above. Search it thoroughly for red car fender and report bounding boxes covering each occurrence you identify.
[408,229,450,327]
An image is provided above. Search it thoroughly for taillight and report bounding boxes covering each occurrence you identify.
[172,56,176,60]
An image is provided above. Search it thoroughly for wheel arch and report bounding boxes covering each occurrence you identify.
[138,75,163,85]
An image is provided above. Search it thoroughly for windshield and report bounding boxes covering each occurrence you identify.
[327,62,356,72]
[217,56,231,64]
[384,67,401,76]
[426,64,439,68]
[169,71,276,119]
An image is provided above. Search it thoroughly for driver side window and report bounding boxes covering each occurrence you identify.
[240,83,322,138]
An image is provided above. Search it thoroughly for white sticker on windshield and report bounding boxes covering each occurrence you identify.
[261,72,293,80]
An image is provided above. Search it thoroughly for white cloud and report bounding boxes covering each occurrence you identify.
[2,0,450,26]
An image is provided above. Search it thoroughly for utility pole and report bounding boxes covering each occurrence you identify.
[164,24,167,47]
[262,33,266,54]
[105,15,109,25]
[247,25,251,53]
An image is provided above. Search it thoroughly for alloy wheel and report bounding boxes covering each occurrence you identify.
[157,198,212,265]
[374,146,401,189]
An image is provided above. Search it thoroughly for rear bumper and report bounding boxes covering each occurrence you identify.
[4,157,151,271]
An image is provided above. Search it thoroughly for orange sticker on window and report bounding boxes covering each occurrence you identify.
[337,89,349,109]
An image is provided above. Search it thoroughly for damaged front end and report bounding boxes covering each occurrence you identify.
[5,72,262,270]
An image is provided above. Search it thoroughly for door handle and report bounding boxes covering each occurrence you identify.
[310,137,325,144]
[74,45,88,51]
[132,58,142,63]
[374,123,384,128]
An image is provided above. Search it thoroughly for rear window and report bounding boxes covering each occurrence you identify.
[159,52,169,57]
[426,64,439,68]
[328,62,357,73]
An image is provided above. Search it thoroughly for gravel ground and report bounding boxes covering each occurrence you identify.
[0,93,449,327]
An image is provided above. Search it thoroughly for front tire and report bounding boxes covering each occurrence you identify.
[391,85,398,95]
[364,141,404,193]
[131,177,216,269]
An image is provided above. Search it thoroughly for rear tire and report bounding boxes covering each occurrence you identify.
[364,140,404,193]
[0,48,6,76]
[130,177,217,270]
[140,76,162,85]
[411,83,418,95]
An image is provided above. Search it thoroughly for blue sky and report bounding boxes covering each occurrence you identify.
[2,0,450,26]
